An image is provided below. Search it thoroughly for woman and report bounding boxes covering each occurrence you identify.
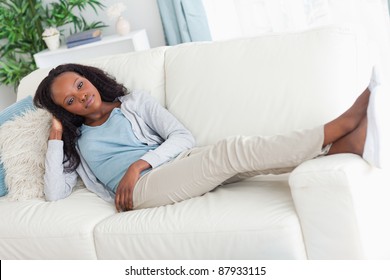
[34,63,378,212]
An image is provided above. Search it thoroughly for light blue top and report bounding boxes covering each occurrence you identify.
[43,90,195,203]
[78,108,158,192]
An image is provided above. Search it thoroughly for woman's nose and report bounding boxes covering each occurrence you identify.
[78,93,87,102]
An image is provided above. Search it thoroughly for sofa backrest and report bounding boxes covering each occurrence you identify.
[17,46,168,107]
[18,26,372,147]
[164,26,372,146]
[85,46,168,106]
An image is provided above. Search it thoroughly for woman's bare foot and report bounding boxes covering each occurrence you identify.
[323,88,370,146]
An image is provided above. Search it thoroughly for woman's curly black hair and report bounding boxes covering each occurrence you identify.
[33,63,129,172]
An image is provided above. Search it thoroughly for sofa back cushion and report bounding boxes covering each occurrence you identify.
[164,26,372,146]
[17,46,168,107]
[85,46,168,106]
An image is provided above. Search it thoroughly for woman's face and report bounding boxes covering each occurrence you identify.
[50,72,102,117]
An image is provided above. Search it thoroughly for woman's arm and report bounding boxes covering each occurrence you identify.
[44,140,78,201]
[49,117,63,140]
[44,117,77,201]
[115,159,151,212]
[133,91,196,168]
[116,91,195,211]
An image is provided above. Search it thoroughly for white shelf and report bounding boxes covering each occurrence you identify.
[33,29,150,69]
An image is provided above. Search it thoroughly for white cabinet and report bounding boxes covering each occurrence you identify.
[33,29,150,69]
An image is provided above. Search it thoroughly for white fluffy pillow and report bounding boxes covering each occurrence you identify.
[0,109,51,201]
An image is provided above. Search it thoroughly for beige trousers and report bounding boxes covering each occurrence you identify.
[132,126,325,209]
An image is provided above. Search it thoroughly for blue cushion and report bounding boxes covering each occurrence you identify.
[0,96,35,196]
[0,161,6,197]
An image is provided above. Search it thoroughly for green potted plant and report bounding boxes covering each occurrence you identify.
[0,0,106,89]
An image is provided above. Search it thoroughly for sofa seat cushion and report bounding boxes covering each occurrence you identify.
[0,187,115,259]
[94,178,306,259]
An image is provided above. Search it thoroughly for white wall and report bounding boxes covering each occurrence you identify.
[0,85,17,111]
[100,0,166,48]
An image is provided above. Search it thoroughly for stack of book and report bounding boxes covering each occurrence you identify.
[66,29,102,48]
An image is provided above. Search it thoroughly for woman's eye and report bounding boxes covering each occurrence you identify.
[67,97,74,105]
[77,81,83,89]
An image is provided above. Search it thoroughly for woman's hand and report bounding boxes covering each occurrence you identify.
[49,116,63,140]
[115,159,151,212]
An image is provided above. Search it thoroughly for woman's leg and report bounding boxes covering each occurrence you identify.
[132,88,370,210]
[323,87,369,146]
[327,115,367,156]
[133,126,323,209]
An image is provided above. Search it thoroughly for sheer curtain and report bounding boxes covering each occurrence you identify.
[202,0,390,76]
[157,0,212,45]
[202,0,389,40]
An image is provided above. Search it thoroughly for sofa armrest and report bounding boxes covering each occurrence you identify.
[17,68,50,101]
[289,154,390,259]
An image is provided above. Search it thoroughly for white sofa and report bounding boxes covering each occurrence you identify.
[1,26,389,260]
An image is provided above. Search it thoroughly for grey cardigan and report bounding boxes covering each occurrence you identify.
[44,90,195,203]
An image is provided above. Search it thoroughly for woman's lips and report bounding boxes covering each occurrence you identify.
[85,95,94,108]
